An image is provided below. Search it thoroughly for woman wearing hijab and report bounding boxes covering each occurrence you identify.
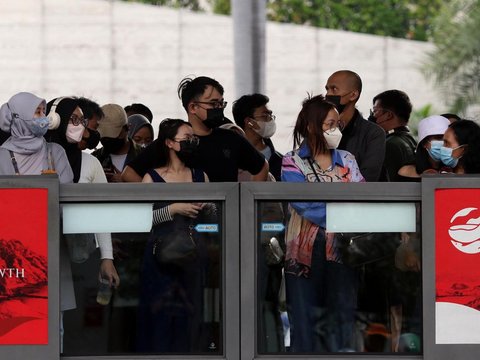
[0,92,75,352]
[127,114,154,148]
[0,92,73,182]
[45,97,120,286]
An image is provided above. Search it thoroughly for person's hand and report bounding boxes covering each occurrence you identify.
[108,172,123,182]
[105,166,123,182]
[99,259,120,288]
[170,203,205,218]
[404,249,421,272]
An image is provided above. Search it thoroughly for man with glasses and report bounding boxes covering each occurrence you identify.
[370,89,417,182]
[325,70,385,181]
[232,93,283,181]
[122,76,269,182]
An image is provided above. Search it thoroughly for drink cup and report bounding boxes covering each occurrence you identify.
[96,278,112,305]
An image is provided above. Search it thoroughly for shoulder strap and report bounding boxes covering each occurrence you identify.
[47,143,56,171]
[147,169,165,183]
[8,151,20,175]
[307,158,321,182]
[192,168,205,182]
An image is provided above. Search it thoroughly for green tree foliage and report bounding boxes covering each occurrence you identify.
[206,0,443,41]
[424,0,480,112]
[209,0,230,14]
[122,0,203,11]
[423,0,480,113]
[123,1,443,41]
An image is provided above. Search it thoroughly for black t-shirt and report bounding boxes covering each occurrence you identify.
[127,128,265,182]
[381,127,417,182]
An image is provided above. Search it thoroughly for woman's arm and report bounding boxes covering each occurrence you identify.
[281,154,326,227]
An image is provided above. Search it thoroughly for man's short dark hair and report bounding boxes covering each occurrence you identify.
[177,76,224,111]
[124,103,153,122]
[373,89,412,123]
[232,93,269,129]
[76,97,104,120]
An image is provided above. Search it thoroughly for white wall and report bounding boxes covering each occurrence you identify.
[0,0,444,153]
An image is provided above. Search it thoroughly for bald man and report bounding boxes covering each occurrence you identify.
[325,70,386,181]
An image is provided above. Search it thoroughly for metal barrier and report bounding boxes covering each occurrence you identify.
[1,177,479,359]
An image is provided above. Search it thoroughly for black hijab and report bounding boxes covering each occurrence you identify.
[45,97,83,182]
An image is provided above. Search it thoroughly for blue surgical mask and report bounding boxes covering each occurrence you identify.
[26,116,49,137]
[440,145,463,168]
[427,140,443,162]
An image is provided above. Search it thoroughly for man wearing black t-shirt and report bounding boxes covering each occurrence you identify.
[121,76,269,182]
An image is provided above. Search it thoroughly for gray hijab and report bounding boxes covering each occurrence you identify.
[127,114,154,139]
[0,92,47,154]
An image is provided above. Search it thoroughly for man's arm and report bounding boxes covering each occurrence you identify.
[121,139,159,182]
[121,165,143,182]
[251,160,269,181]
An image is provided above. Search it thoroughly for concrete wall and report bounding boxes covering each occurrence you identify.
[0,0,443,153]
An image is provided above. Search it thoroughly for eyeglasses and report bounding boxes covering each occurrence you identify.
[323,119,344,132]
[252,113,276,122]
[370,107,389,116]
[70,114,87,127]
[194,100,228,109]
[174,135,200,146]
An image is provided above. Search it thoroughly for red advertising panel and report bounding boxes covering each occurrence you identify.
[435,188,480,344]
[0,189,48,345]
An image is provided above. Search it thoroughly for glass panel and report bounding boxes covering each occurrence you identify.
[61,201,223,356]
[257,201,422,355]
[326,202,416,233]
[62,203,153,234]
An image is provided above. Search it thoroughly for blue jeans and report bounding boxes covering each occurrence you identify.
[286,232,358,352]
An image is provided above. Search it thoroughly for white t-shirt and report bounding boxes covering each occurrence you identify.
[79,152,108,183]
[78,152,113,259]
[110,153,128,172]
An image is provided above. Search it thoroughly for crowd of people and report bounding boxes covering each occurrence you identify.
[1,70,480,354]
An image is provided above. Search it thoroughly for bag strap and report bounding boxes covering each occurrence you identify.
[8,151,20,175]
[47,143,55,171]
[307,157,321,182]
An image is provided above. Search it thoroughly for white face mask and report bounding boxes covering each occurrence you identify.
[324,128,343,149]
[254,119,276,138]
[66,123,85,143]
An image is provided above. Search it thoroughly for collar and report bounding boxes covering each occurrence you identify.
[297,142,345,167]
[338,109,363,149]
[387,125,410,135]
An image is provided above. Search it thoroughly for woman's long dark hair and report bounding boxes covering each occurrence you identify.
[293,94,336,156]
[155,118,191,167]
[449,120,480,173]
[415,137,438,174]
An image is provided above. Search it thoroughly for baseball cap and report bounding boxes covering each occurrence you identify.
[98,104,127,138]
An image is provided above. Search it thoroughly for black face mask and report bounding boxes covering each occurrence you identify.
[101,137,126,154]
[84,129,101,149]
[176,140,199,164]
[325,95,347,114]
[203,108,226,129]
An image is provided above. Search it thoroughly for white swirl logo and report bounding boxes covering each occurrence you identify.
[448,207,480,254]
